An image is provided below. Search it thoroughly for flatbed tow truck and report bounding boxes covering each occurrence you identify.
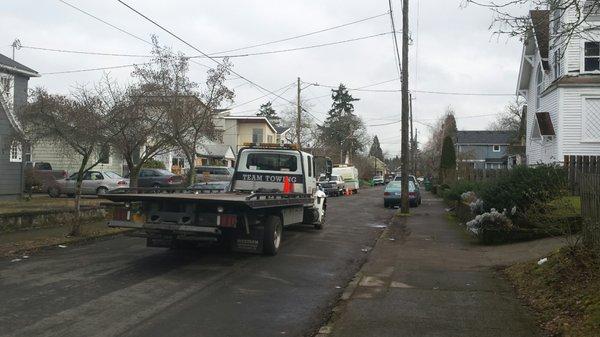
[102,144,331,255]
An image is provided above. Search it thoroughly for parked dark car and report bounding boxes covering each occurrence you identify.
[134,169,183,188]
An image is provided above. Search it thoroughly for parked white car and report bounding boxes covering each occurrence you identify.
[48,171,129,197]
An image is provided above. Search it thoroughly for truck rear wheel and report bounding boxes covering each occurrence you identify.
[263,215,282,256]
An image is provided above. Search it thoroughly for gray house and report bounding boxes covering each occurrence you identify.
[0,53,39,198]
[455,131,517,170]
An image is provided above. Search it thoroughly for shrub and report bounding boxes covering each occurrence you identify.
[143,159,166,169]
[443,180,483,201]
[478,165,567,217]
[465,208,514,244]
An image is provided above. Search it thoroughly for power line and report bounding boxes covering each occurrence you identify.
[192,32,393,59]
[210,11,390,55]
[19,45,152,58]
[308,82,514,96]
[115,0,324,125]
[41,62,151,75]
[58,0,211,69]
[227,82,295,110]
[21,30,391,61]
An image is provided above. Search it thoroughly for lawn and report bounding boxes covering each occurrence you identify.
[505,246,600,337]
[0,196,106,215]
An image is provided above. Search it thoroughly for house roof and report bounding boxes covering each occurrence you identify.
[455,130,516,145]
[196,141,235,160]
[275,126,290,135]
[223,115,277,133]
[530,10,550,70]
[0,53,39,77]
[535,112,555,136]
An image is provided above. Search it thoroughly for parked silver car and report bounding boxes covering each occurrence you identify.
[48,171,129,197]
[195,166,234,182]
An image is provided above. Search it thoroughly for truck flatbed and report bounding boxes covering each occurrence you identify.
[102,191,314,209]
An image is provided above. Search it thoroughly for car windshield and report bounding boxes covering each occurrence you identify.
[103,171,123,179]
[386,181,402,189]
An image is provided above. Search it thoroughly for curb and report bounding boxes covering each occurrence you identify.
[2,228,133,258]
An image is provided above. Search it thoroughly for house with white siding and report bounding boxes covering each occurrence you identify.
[517,3,600,165]
[0,53,39,198]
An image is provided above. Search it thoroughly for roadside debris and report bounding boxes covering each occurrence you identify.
[368,223,387,229]
[537,257,548,265]
[388,238,396,241]
[10,258,22,263]
[58,244,68,248]
[335,286,342,289]
[22,255,29,259]
[361,247,372,253]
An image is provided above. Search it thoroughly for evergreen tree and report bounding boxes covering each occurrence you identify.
[257,101,281,126]
[369,135,384,161]
[439,136,456,184]
[319,84,365,162]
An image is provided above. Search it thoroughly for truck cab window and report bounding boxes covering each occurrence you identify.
[246,153,298,172]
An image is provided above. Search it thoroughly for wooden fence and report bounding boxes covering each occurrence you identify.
[564,155,600,195]
[581,173,600,252]
[457,163,506,182]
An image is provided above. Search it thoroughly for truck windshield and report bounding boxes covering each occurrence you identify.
[246,153,298,172]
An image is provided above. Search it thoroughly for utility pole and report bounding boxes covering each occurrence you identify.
[400,0,411,213]
[296,77,302,149]
[409,93,414,174]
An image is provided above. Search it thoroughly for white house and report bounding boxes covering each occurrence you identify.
[517,3,600,165]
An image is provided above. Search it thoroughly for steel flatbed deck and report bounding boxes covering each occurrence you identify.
[102,191,313,209]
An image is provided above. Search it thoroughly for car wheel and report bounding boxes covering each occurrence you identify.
[48,186,60,198]
[263,215,282,256]
[96,187,108,195]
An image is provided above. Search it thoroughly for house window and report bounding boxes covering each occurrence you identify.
[554,49,562,79]
[9,141,21,163]
[0,77,10,94]
[582,97,600,142]
[492,145,501,152]
[98,145,110,164]
[584,42,600,72]
[536,65,544,110]
[252,128,264,144]
[267,135,273,143]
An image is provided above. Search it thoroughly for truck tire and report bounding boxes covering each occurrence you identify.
[263,215,282,256]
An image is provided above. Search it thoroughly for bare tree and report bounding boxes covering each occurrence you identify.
[463,0,600,42]
[488,99,526,133]
[22,88,114,235]
[132,37,234,185]
[98,76,171,187]
[280,99,319,149]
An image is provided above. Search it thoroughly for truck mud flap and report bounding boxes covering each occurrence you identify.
[231,226,264,254]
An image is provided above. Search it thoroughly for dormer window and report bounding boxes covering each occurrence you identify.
[584,42,600,72]
[492,145,501,152]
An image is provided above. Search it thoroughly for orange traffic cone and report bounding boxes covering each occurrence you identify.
[283,176,293,193]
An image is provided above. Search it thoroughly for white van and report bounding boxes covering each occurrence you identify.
[332,165,359,194]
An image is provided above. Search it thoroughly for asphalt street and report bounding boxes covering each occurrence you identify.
[0,187,390,337]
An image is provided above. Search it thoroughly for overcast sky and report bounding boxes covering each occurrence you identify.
[2,0,525,156]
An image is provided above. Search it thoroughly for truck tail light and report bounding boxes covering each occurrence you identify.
[384,192,391,196]
[219,214,237,228]
[409,192,416,197]
[62,171,68,179]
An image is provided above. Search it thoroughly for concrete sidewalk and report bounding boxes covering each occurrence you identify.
[319,192,564,337]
